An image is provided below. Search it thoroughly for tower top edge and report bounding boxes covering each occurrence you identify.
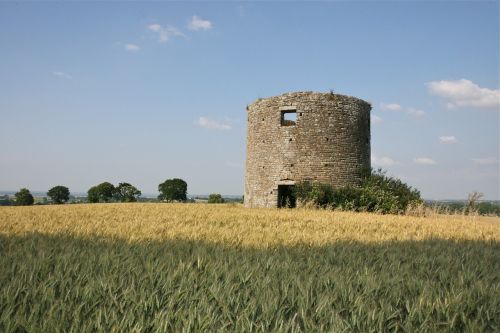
[247,91,371,110]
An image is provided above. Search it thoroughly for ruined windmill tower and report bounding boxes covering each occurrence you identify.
[244,91,371,208]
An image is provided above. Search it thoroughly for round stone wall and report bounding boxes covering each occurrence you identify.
[244,91,371,208]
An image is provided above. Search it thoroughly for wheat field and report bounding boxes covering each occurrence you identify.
[1,203,499,332]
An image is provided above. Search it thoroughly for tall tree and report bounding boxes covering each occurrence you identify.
[47,185,70,204]
[87,186,99,203]
[158,178,187,202]
[114,183,141,202]
[15,188,34,206]
[87,182,115,203]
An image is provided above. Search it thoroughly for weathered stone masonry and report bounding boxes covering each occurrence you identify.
[244,91,371,208]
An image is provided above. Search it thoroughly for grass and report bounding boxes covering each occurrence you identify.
[0,203,499,332]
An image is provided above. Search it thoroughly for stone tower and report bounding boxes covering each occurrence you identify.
[244,91,371,208]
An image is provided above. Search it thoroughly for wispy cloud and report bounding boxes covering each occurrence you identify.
[188,16,212,31]
[472,157,499,166]
[371,115,383,124]
[414,157,436,165]
[125,44,140,52]
[52,71,72,80]
[427,79,500,110]
[197,117,231,130]
[372,154,399,167]
[406,108,426,118]
[380,103,402,111]
[148,24,185,43]
[439,136,457,144]
[380,103,425,118]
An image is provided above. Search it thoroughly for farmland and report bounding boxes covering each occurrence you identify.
[0,204,499,332]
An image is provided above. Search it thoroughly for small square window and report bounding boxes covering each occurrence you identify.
[281,111,297,126]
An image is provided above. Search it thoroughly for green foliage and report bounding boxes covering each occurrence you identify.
[87,186,99,203]
[14,188,34,206]
[87,182,115,203]
[476,202,500,216]
[47,186,70,204]
[295,168,422,214]
[0,195,14,206]
[158,178,187,202]
[360,168,423,214]
[426,200,500,216]
[207,193,225,204]
[0,233,498,332]
[114,183,141,202]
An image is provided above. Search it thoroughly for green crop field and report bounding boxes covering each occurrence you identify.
[1,204,499,332]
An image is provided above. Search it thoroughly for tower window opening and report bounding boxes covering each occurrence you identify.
[281,111,297,126]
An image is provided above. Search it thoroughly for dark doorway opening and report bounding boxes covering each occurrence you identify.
[277,185,296,208]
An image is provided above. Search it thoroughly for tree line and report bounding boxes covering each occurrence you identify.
[5,178,191,206]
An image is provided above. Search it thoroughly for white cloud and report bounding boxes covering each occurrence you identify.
[380,103,402,111]
[439,136,457,144]
[406,108,426,118]
[427,79,500,110]
[371,115,382,124]
[148,24,162,32]
[52,71,72,79]
[380,103,426,118]
[372,154,399,167]
[189,16,212,31]
[472,157,499,166]
[414,157,436,165]
[125,44,140,52]
[197,117,231,130]
[148,24,185,43]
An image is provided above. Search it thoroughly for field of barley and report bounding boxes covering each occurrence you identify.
[0,203,499,332]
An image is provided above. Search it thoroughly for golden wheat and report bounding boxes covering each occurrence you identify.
[1,203,498,246]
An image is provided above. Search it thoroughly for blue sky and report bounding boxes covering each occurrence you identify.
[0,1,498,199]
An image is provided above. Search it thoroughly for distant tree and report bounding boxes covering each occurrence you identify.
[208,193,225,204]
[47,185,70,204]
[0,195,14,206]
[87,182,115,203]
[15,188,34,206]
[87,186,99,203]
[114,183,141,202]
[466,191,483,214]
[158,178,187,202]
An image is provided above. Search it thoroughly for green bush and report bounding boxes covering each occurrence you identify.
[208,193,225,204]
[14,188,34,206]
[295,168,422,214]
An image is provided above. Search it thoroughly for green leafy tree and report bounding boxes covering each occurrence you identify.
[208,193,225,204]
[15,188,34,206]
[87,182,115,203]
[47,185,70,204]
[114,183,141,202]
[158,178,187,202]
[87,186,99,203]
